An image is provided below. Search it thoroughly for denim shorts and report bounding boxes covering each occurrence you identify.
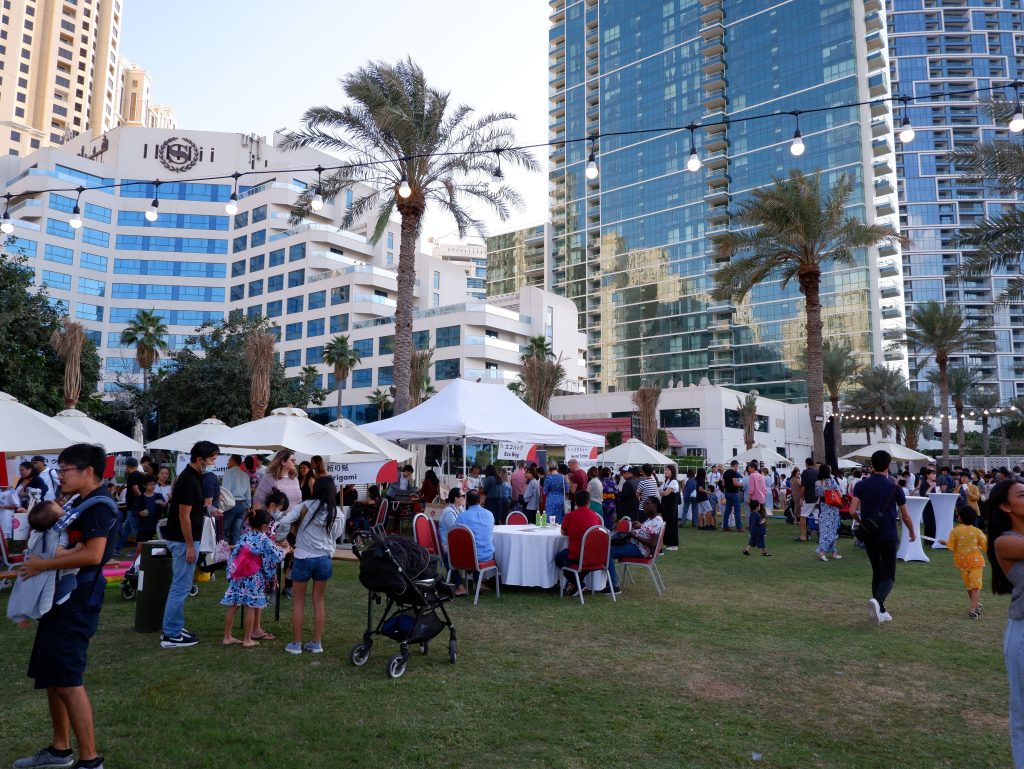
[290,555,333,582]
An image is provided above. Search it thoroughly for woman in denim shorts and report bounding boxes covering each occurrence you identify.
[274,476,344,655]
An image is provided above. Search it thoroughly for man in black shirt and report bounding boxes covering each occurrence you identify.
[722,460,743,531]
[115,457,146,551]
[617,466,640,522]
[160,440,219,649]
[797,458,818,542]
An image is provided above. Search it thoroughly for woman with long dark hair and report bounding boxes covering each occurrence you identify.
[482,464,502,524]
[815,463,842,561]
[659,464,680,550]
[276,476,344,655]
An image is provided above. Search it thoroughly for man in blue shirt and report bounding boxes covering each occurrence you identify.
[457,490,494,562]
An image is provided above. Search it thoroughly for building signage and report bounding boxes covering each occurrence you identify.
[156,136,200,173]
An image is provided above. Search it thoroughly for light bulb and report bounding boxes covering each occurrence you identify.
[489,166,504,191]
[0,214,13,234]
[686,147,702,172]
[69,205,83,229]
[585,151,599,180]
[899,117,916,144]
[310,193,324,211]
[225,193,239,216]
[790,130,805,157]
[398,179,412,198]
[1011,108,1024,133]
[145,199,159,222]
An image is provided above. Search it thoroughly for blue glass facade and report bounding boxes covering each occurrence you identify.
[549,0,895,400]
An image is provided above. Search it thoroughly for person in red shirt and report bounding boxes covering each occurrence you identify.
[554,490,602,596]
[567,459,589,496]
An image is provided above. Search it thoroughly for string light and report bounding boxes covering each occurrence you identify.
[145,181,160,222]
[1011,81,1024,133]
[224,172,241,215]
[585,137,599,180]
[489,149,504,190]
[310,165,325,211]
[686,124,702,172]
[898,97,916,144]
[68,186,84,229]
[0,193,13,234]
[398,159,412,198]
[790,111,805,157]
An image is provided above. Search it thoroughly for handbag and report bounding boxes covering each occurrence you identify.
[611,531,631,547]
[823,488,843,508]
[230,544,262,579]
[854,482,898,543]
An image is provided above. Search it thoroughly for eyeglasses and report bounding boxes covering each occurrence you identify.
[57,466,81,476]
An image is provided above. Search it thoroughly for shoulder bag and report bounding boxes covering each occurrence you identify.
[854,482,898,543]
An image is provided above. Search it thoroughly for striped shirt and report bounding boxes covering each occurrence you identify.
[638,477,659,507]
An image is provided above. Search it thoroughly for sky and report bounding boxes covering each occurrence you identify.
[119,0,552,245]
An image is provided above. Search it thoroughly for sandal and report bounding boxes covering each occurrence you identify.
[762,551,772,556]
[251,632,277,641]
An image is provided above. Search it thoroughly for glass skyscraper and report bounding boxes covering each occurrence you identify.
[889,0,1022,402]
[549,0,904,401]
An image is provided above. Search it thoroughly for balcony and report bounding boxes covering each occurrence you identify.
[874,178,894,197]
[705,148,728,170]
[870,99,890,119]
[881,304,901,320]
[872,137,893,158]
[884,349,903,362]
[708,299,734,315]
[876,200,896,217]
[870,118,890,138]
[705,186,730,206]
[702,53,725,75]
[866,51,886,73]
[700,4,723,24]
[878,242,898,258]
[865,31,885,53]
[878,259,899,278]
[704,88,727,110]
[703,73,727,93]
[699,20,724,40]
[879,281,900,299]
[867,72,887,98]
[864,10,883,32]
[874,158,893,177]
[864,0,881,11]
[702,38,725,57]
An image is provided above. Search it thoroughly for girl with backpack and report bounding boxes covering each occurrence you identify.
[221,508,289,648]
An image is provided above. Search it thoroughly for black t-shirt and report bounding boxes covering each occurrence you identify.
[854,473,905,542]
[722,469,741,493]
[125,470,146,511]
[64,486,118,599]
[618,478,639,518]
[164,464,206,542]
[801,468,819,502]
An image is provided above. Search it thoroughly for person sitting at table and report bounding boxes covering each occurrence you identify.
[554,490,602,596]
[454,490,495,587]
[348,485,381,535]
[607,497,665,592]
[389,465,415,498]
[413,469,440,506]
[438,488,468,597]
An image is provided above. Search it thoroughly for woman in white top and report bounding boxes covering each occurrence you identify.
[660,464,681,550]
[586,466,603,506]
[155,465,174,502]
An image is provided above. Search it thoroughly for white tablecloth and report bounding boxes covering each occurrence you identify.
[491,524,606,590]
[928,492,958,550]
[897,496,930,562]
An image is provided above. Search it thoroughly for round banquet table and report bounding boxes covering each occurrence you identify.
[491,524,606,590]
[928,492,959,550]
[897,496,929,563]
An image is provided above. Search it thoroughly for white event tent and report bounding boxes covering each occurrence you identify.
[53,409,146,454]
[594,439,675,468]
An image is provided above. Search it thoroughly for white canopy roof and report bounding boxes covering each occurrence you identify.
[219,407,373,455]
[842,442,932,462]
[324,419,413,463]
[53,409,146,454]
[147,417,236,453]
[363,379,604,448]
[0,392,92,455]
[594,439,675,467]
[733,445,793,466]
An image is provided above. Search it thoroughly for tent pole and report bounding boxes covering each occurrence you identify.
[462,437,467,479]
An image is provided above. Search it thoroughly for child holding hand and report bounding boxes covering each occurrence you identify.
[742,499,770,557]
[221,508,289,647]
[940,506,988,619]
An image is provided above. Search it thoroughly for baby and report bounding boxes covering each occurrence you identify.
[6,501,80,628]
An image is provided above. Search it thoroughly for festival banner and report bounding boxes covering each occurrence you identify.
[497,442,538,462]
[564,445,600,463]
[325,459,398,487]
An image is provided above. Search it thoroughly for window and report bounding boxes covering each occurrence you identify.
[387,232,394,249]
[252,204,267,223]
[249,253,264,272]
[723,409,770,433]
[285,322,302,341]
[289,243,306,262]
[41,270,71,291]
[250,229,266,248]
[112,259,225,278]
[81,227,108,247]
[266,300,282,318]
[114,236,227,254]
[230,285,244,301]
[49,192,75,212]
[288,269,304,288]
[75,302,103,322]
[269,248,285,267]
[432,293,440,307]
[305,345,324,365]
[351,369,372,388]
[46,218,75,239]
[268,274,283,292]
[353,338,373,358]
[435,358,460,381]
[378,366,394,386]
[233,211,249,229]
[231,259,246,277]
[84,202,110,224]
[79,252,106,272]
[248,279,263,297]
[346,190,353,208]
[413,330,429,350]
[247,305,261,320]
[306,318,324,337]
[330,314,348,334]
[436,325,460,348]
[379,335,394,356]
[660,409,700,428]
[331,286,349,305]
[286,296,304,314]
[308,290,325,310]
[232,235,247,253]
[44,244,73,265]
[433,271,440,289]
[77,277,105,296]
[284,349,301,368]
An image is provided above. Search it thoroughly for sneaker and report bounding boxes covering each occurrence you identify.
[969,610,980,620]
[282,588,293,599]
[666,546,678,551]
[302,641,323,654]
[868,598,881,626]
[879,611,893,623]
[160,630,199,648]
[13,747,75,769]
[72,760,105,769]
[284,642,303,655]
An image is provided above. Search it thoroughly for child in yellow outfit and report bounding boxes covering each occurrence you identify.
[939,507,988,619]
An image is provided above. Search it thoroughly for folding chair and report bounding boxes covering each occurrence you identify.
[447,524,500,605]
[615,517,632,533]
[371,499,389,535]
[559,525,615,605]
[619,525,666,595]
[505,511,529,525]
[412,513,444,572]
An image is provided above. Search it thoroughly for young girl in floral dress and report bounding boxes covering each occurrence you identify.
[222,509,289,648]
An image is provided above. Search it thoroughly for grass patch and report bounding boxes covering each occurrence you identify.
[0,521,1012,768]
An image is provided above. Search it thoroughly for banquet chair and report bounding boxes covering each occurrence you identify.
[618,525,666,595]
[412,513,443,572]
[371,500,389,535]
[505,511,529,526]
[0,534,24,590]
[447,524,500,606]
[559,525,615,606]
[615,517,632,533]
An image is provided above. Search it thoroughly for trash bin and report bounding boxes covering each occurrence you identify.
[135,540,173,633]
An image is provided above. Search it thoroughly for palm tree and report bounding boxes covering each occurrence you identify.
[843,365,908,443]
[712,170,896,462]
[521,335,553,362]
[821,339,861,458]
[245,331,276,421]
[282,58,538,415]
[323,335,362,416]
[366,388,393,421]
[968,385,1000,460]
[889,389,935,451]
[521,354,566,418]
[409,347,435,407]
[50,319,87,409]
[632,385,662,449]
[929,366,983,466]
[891,301,992,467]
[736,390,759,450]
[119,309,168,392]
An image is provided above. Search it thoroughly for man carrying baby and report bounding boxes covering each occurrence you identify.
[14,443,119,769]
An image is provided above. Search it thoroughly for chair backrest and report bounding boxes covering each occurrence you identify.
[412,513,437,555]
[447,525,480,571]
[0,530,13,568]
[615,517,631,533]
[506,511,529,526]
[428,517,443,557]
[374,499,388,527]
[578,525,611,572]
[649,523,667,561]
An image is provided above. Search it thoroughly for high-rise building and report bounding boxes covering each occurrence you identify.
[115,57,175,130]
[485,222,551,297]
[889,1,1021,402]
[429,238,488,300]
[548,0,905,400]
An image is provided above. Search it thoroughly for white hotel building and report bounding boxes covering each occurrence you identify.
[0,127,586,422]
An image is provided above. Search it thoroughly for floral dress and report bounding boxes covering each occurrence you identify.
[220,529,285,609]
[816,478,842,555]
[543,473,570,522]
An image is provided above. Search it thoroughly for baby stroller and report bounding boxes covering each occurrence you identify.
[120,550,200,600]
[349,530,458,679]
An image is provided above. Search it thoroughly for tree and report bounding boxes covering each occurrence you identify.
[821,339,861,458]
[50,319,88,409]
[889,389,935,451]
[930,366,983,465]
[282,58,538,415]
[843,365,908,443]
[522,335,553,362]
[712,170,896,462]
[0,245,101,414]
[245,330,276,421]
[737,390,759,450]
[968,386,1000,459]
[119,309,169,393]
[632,385,661,449]
[891,301,992,466]
[409,347,435,407]
[366,388,393,421]
[520,354,566,418]
[606,431,623,449]
[323,334,362,415]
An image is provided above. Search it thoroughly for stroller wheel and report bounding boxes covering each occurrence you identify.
[188,584,199,598]
[350,643,371,667]
[121,583,136,601]
[419,642,429,655]
[449,639,457,664]
[387,653,407,679]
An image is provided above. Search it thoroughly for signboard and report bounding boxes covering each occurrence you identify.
[175,453,230,479]
[565,445,600,463]
[325,459,398,487]
[497,442,539,462]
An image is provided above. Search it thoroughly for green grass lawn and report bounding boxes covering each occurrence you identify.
[0,521,1012,769]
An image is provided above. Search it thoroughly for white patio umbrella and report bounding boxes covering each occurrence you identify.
[594,438,676,467]
[53,409,146,453]
[219,407,374,455]
[837,458,861,470]
[325,419,412,463]
[0,392,89,455]
[841,442,931,462]
[147,417,236,453]
[733,445,793,466]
